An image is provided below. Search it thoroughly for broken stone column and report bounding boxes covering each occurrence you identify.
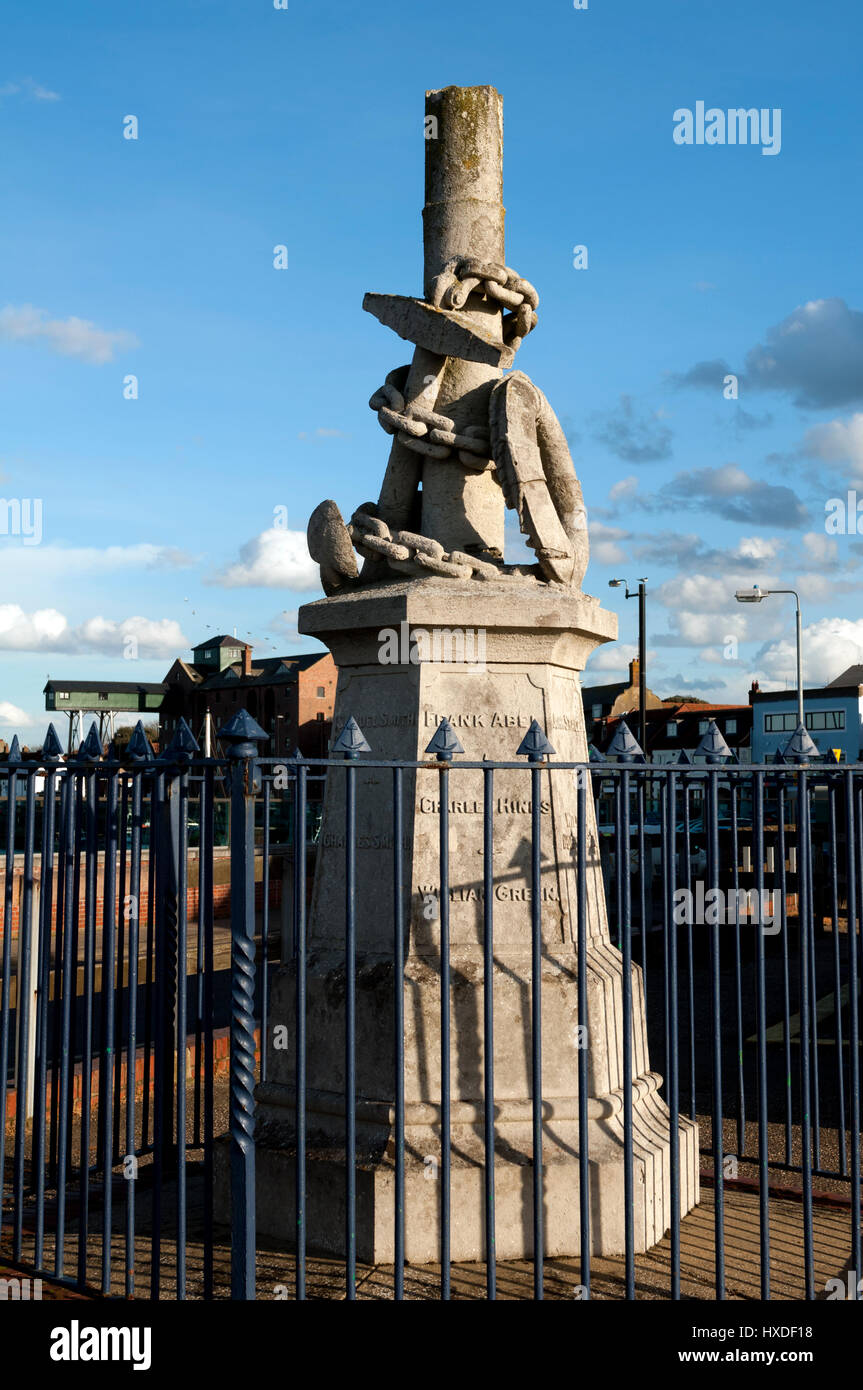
[250,85,698,1263]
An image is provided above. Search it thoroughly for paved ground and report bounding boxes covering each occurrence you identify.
[2,1172,856,1300]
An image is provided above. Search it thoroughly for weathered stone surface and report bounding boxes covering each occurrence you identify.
[253,580,699,1260]
[362,293,511,368]
[253,86,699,1266]
[307,499,358,594]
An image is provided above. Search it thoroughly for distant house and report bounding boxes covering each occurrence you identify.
[581,659,664,743]
[160,636,336,758]
[594,700,752,762]
[749,668,863,763]
[43,679,167,751]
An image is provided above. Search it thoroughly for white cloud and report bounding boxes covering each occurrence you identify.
[0,304,137,364]
[589,522,629,566]
[0,542,193,586]
[0,78,60,102]
[580,639,636,672]
[0,701,35,725]
[609,475,639,504]
[759,616,863,686]
[801,413,863,482]
[212,527,320,590]
[0,606,188,657]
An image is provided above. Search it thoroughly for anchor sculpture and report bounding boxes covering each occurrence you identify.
[307,84,588,594]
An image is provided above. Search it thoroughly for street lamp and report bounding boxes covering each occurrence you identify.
[734,586,804,730]
[608,577,648,756]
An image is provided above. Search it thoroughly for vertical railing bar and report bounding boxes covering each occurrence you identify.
[637,776,647,996]
[708,765,725,1300]
[530,758,544,1301]
[576,771,590,1299]
[49,774,68,1189]
[806,781,821,1174]
[393,767,405,1300]
[192,774,206,1151]
[482,764,495,1301]
[124,768,143,1299]
[754,772,770,1299]
[201,763,216,1301]
[621,766,634,1300]
[141,791,156,1154]
[439,762,451,1301]
[77,764,98,1288]
[99,770,119,1294]
[731,779,745,1156]
[847,771,861,1291]
[150,766,167,1300]
[777,778,792,1167]
[176,765,189,1299]
[261,779,270,1085]
[12,770,37,1262]
[345,756,357,1301]
[797,767,814,1299]
[65,782,83,1190]
[227,732,258,1302]
[34,762,58,1269]
[54,773,78,1281]
[667,768,680,1300]
[828,777,846,1176]
[112,775,128,1167]
[683,785,696,1120]
[295,759,307,1302]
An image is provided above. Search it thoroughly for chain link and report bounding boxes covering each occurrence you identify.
[348,509,503,581]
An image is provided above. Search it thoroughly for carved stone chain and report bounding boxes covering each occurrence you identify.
[368,258,539,467]
[348,508,503,581]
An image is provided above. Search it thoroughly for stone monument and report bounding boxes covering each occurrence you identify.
[254,85,698,1262]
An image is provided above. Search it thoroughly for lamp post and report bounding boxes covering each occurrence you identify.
[609,577,648,757]
[734,586,804,730]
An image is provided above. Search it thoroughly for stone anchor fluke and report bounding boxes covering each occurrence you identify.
[362,292,514,369]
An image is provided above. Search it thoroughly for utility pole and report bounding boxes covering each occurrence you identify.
[609,577,649,757]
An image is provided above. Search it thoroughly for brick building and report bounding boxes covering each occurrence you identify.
[593,699,752,762]
[160,636,336,757]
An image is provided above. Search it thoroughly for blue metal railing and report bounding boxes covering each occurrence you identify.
[0,712,861,1300]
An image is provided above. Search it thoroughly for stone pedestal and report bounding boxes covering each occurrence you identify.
[252,577,699,1262]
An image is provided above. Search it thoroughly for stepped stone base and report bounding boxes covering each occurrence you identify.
[222,578,699,1261]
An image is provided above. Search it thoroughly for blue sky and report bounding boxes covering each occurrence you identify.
[1,0,862,741]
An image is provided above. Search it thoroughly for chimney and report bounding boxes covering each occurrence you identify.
[749,679,759,703]
[242,643,252,678]
[629,658,640,690]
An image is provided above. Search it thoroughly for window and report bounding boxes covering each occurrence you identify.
[765,709,845,732]
[698,720,710,734]
[666,722,678,737]
[806,709,845,731]
[726,718,737,734]
[315,712,325,721]
[765,713,797,733]
[57,691,69,701]
[98,691,109,701]
[201,650,213,660]
[591,703,602,719]
[317,686,326,698]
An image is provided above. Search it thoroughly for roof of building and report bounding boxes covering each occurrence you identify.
[194,651,330,691]
[751,684,859,703]
[829,664,863,688]
[43,679,167,695]
[192,635,252,651]
[582,679,629,704]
